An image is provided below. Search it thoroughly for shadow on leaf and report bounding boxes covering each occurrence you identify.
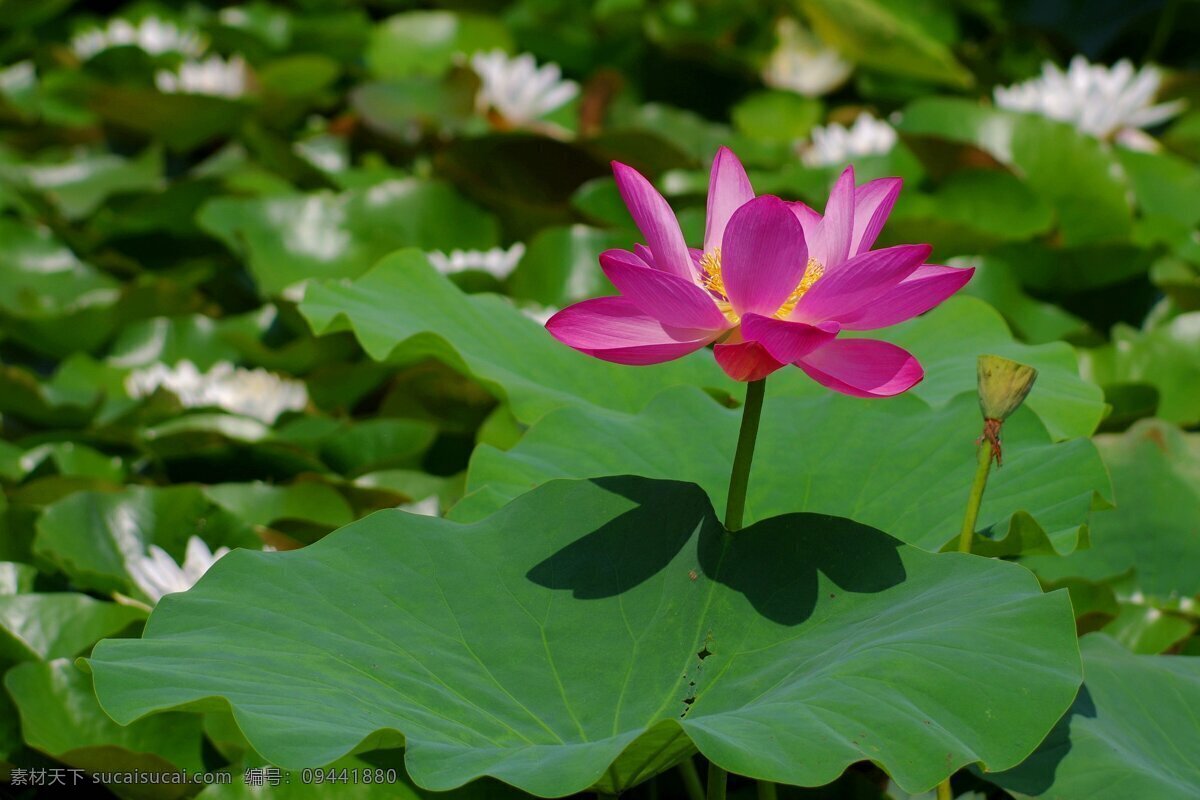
[528,476,906,626]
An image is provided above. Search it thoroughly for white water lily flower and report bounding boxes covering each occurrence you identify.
[469,50,579,126]
[125,360,307,423]
[801,112,897,167]
[71,17,207,60]
[994,56,1184,149]
[762,18,852,97]
[426,243,526,280]
[126,536,229,603]
[0,61,35,94]
[401,496,441,517]
[156,54,250,98]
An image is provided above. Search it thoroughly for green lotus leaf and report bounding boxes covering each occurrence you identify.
[6,658,205,799]
[885,170,1054,254]
[507,225,626,307]
[1100,602,1195,655]
[0,147,162,220]
[899,98,1131,246]
[317,418,437,476]
[88,84,250,152]
[799,0,972,88]
[873,297,1103,441]
[987,634,1200,799]
[203,481,354,530]
[198,181,499,296]
[300,249,731,424]
[0,594,144,662]
[90,477,1080,796]
[957,255,1090,345]
[33,485,261,596]
[1081,313,1200,427]
[1026,420,1200,598]
[366,11,512,79]
[455,386,1108,555]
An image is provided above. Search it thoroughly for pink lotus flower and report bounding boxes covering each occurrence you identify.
[546,148,973,397]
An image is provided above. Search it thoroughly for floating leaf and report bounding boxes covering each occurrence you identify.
[198,181,499,296]
[6,658,205,795]
[300,249,730,424]
[0,594,144,662]
[899,98,1131,246]
[33,485,261,596]
[799,0,972,88]
[1026,420,1200,598]
[91,477,1080,796]
[0,147,162,219]
[203,481,354,530]
[986,634,1200,799]
[366,11,512,79]
[455,387,1108,555]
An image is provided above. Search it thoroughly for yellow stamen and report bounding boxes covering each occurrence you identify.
[698,249,824,323]
[775,257,824,319]
[700,248,724,294]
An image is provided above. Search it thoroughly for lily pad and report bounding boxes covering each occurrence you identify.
[33,485,261,596]
[300,249,730,424]
[1025,420,1200,598]
[6,658,205,797]
[899,98,1131,247]
[0,594,144,662]
[198,181,499,296]
[872,296,1104,441]
[90,477,1080,796]
[455,387,1108,555]
[0,147,162,220]
[987,634,1200,799]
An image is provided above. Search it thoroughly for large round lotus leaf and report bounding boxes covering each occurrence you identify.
[987,634,1200,799]
[5,658,205,798]
[1026,419,1200,597]
[454,387,1109,555]
[90,477,1081,796]
[899,98,1131,247]
[0,593,145,662]
[198,181,499,296]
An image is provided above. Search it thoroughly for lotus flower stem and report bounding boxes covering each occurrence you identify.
[956,441,993,554]
[757,779,778,799]
[725,379,767,532]
[937,778,954,799]
[707,763,728,800]
[678,758,705,800]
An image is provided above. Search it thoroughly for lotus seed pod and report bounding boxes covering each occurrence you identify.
[977,355,1038,421]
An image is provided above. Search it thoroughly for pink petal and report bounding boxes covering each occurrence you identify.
[714,340,784,382]
[546,297,717,365]
[811,166,855,270]
[835,265,974,330]
[796,339,924,398]
[851,177,902,255]
[704,147,755,254]
[600,250,730,331]
[790,202,822,245]
[721,195,809,319]
[612,162,693,281]
[740,314,839,364]
[791,244,931,325]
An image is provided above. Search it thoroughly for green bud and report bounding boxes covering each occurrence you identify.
[977,355,1037,421]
